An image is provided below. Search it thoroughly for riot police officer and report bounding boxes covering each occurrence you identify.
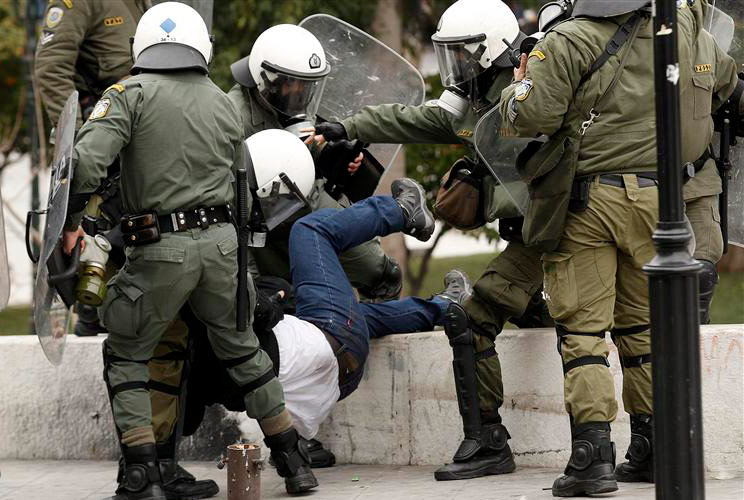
[35,2,219,498]
[498,0,739,495]
[313,0,553,481]
[62,3,317,497]
[228,24,403,302]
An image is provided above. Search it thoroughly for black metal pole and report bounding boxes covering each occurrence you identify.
[645,2,705,500]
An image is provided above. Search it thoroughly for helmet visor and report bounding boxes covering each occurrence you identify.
[258,61,328,120]
[431,34,488,87]
[257,173,310,231]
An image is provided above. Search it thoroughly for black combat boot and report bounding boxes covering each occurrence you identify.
[302,438,337,468]
[435,422,516,480]
[391,178,435,242]
[264,428,319,494]
[158,459,219,500]
[75,303,106,336]
[105,443,166,500]
[552,422,618,497]
[615,414,654,482]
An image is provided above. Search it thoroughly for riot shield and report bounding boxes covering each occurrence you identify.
[299,14,426,173]
[473,106,545,216]
[32,91,78,365]
[0,186,9,312]
[708,0,744,247]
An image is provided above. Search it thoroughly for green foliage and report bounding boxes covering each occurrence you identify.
[0,0,26,150]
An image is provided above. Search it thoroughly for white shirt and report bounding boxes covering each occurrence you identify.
[274,315,340,439]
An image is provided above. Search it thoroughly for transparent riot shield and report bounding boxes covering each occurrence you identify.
[299,14,426,172]
[32,91,78,365]
[473,106,545,216]
[708,0,744,247]
[0,187,9,312]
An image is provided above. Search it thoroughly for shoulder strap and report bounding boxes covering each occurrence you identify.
[577,12,645,136]
[578,12,645,89]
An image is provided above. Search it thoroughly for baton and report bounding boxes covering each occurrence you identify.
[236,169,250,331]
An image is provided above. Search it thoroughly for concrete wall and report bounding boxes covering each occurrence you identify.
[0,326,741,476]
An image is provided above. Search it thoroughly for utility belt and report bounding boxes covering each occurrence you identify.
[569,172,658,212]
[322,331,361,390]
[683,149,711,183]
[121,205,232,247]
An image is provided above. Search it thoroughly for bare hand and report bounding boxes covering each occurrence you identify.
[62,226,86,255]
[514,53,528,82]
[348,151,363,174]
[299,127,316,145]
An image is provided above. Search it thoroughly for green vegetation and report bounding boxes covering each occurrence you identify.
[3,254,739,335]
[410,253,744,325]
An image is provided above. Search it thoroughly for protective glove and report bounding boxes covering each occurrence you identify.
[253,289,286,332]
[314,121,348,142]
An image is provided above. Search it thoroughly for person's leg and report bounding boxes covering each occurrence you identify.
[613,182,658,483]
[187,223,316,494]
[546,183,625,497]
[289,196,405,357]
[359,296,450,338]
[686,194,723,324]
[100,235,198,500]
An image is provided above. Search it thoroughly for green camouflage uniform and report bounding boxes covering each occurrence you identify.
[341,69,549,422]
[498,1,738,426]
[67,72,290,446]
[226,84,396,297]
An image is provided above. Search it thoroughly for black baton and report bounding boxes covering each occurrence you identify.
[236,169,250,331]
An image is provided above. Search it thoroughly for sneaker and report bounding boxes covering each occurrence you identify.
[391,178,435,242]
[435,269,473,305]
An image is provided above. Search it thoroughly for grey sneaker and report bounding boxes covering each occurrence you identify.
[391,178,435,242]
[435,269,473,305]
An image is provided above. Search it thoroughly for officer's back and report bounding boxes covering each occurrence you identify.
[105,71,243,215]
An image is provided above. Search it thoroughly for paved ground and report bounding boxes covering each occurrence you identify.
[0,461,742,500]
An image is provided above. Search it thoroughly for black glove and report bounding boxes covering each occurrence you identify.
[314,121,348,142]
[253,289,285,332]
[315,139,364,179]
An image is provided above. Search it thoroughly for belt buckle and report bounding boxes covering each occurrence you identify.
[197,207,209,228]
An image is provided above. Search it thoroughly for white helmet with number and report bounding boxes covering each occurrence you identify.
[432,0,521,88]
[231,24,330,120]
[132,1,212,74]
[245,129,316,230]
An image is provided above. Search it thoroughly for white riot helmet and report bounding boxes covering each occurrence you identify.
[231,24,330,121]
[131,1,212,74]
[244,129,316,230]
[432,0,522,88]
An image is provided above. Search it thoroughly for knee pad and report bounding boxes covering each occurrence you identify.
[697,260,718,324]
[357,256,402,301]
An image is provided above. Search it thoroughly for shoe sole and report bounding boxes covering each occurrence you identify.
[552,479,618,497]
[164,485,220,500]
[434,457,516,481]
[615,473,654,483]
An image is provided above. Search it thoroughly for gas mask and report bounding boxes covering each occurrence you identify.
[76,234,112,306]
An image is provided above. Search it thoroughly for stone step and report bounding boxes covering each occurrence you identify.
[0,326,741,477]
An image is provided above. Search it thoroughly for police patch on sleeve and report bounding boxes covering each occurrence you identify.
[45,7,64,29]
[88,98,111,121]
[514,79,533,102]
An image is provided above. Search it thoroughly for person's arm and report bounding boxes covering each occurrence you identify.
[34,0,92,128]
[499,30,587,138]
[341,102,459,144]
[64,84,135,232]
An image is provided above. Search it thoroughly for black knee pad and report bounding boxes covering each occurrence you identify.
[697,260,719,324]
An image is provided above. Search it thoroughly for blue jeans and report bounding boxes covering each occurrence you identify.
[289,196,449,399]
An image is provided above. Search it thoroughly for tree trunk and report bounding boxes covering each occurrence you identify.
[371,0,410,294]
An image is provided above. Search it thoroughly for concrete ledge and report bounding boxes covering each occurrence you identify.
[0,326,741,476]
